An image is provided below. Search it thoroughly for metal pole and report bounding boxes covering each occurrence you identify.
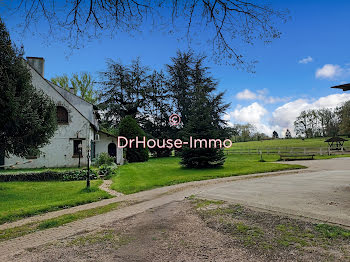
[78,149,81,168]
[86,149,90,188]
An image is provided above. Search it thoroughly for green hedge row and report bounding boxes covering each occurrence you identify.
[0,170,98,182]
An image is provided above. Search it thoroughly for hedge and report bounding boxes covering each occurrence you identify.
[0,170,98,182]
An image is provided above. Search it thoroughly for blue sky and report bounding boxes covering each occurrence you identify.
[2,0,350,136]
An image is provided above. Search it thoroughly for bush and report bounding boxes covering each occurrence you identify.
[0,171,65,182]
[98,164,117,178]
[62,170,98,181]
[118,115,149,163]
[94,152,115,166]
[0,169,98,182]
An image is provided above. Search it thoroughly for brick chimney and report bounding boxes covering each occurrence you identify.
[27,57,45,77]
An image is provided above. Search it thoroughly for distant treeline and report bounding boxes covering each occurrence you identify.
[294,101,350,138]
[230,124,269,142]
[229,100,350,143]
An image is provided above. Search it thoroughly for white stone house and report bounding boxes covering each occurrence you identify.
[4,57,123,169]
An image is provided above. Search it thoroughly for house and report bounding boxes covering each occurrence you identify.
[3,57,123,169]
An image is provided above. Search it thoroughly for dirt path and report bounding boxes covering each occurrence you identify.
[0,169,307,260]
[6,199,349,262]
[2,201,268,262]
[99,179,124,197]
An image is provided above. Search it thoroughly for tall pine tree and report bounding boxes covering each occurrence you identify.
[0,18,57,168]
[143,70,173,157]
[166,51,195,127]
[99,58,149,128]
[180,56,230,168]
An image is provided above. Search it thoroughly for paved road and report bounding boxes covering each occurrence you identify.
[198,158,350,227]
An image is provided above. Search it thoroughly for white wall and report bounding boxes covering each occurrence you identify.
[5,66,94,168]
[95,132,123,165]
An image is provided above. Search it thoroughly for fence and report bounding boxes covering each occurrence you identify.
[224,147,350,156]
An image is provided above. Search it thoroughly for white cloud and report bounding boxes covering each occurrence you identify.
[315,64,347,80]
[270,93,350,133]
[230,102,267,124]
[299,56,313,64]
[223,113,233,127]
[226,93,350,137]
[235,89,257,100]
[235,88,289,104]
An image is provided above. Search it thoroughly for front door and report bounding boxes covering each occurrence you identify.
[108,143,117,157]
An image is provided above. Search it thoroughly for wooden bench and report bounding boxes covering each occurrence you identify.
[279,154,315,161]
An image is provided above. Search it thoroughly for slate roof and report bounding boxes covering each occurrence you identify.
[26,60,100,130]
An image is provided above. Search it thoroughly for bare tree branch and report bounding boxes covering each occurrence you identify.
[3,0,289,71]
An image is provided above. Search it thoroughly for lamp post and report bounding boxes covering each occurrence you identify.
[86,145,91,188]
[77,143,82,168]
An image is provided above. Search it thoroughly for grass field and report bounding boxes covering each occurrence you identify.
[228,137,350,149]
[0,202,124,242]
[0,180,111,224]
[111,155,304,194]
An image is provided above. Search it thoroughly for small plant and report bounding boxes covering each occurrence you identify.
[62,170,98,181]
[98,164,117,178]
[315,224,350,239]
[94,152,115,166]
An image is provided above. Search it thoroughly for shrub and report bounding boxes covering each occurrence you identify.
[0,171,64,182]
[0,169,98,182]
[98,164,117,178]
[118,115,149,163]
[94,152,115,166]
[62,170,98,181]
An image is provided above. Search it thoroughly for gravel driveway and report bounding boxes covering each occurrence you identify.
[198,158,350,227]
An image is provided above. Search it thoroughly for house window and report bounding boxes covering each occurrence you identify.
[73,140,83,157]
[57,106,68,124]
[91,140,96,159]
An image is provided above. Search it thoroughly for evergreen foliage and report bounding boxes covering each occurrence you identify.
[143,70,173,157]
[118,116,149,163]
[272,131,279,139]
[179,54,229,168]
[285,129,292,139]
[0,18,57,166]
[99,58,149,127]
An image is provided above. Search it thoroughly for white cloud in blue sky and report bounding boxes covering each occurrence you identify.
[315,64,350,80]
[231,102,267,124]
[298,56,313,64]
[235,89,257,100]
[227,93,350,137]
[235,89,290,104]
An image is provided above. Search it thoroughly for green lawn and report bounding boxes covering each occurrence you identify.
[0,202,123,242]
[111,155,304,194]
[228,137,350,149]
[0,180,111,224]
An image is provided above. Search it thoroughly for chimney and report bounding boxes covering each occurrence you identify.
[26,57,45,77]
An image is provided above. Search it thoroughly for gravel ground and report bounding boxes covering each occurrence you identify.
[8,199,350,262]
